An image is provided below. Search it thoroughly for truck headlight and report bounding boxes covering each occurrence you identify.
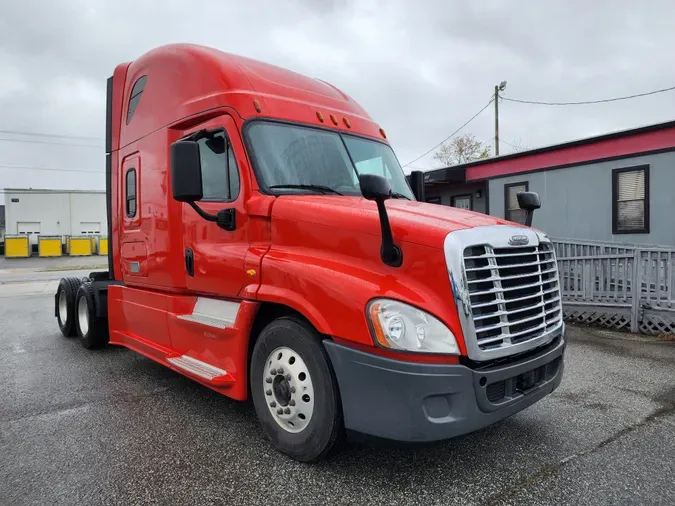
[367,299,459,354]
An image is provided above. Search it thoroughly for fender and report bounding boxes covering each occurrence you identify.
[256,241,467,354]
[255,284,333,336]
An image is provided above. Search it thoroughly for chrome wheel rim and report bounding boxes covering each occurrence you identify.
[77,296,89,336]
[263,346,315,433]
[58,290,68,326]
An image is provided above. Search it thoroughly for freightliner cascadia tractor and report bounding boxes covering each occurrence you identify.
[54,44,565,462]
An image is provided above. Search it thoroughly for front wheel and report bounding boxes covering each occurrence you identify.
[250,317,343,462]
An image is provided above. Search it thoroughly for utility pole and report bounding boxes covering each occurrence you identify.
[494,85,499,156]
[494,81,507,156]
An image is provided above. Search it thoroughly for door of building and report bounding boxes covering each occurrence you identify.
[80,222,101,234]
[17,222,41,245]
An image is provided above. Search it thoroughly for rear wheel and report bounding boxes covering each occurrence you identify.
[56,277,85,337]
[75,283,109,349]
[250,317,343,462]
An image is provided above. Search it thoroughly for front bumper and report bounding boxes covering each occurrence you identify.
[324,325,565,442]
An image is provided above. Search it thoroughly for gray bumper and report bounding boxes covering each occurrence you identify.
[324,327,565,442]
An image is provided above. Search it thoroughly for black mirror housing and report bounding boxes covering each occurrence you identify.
[408,170,425,202]
[517,191,541,227]
[358,174,401,267]
[517,191,541,211]
[170,140,203,202]
[359,174,392,201]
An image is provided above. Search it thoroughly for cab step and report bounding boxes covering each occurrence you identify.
[167,355,233,386]
[176,297,238,329]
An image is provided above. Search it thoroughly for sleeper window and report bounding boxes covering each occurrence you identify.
[126,168,137,218]
[126,76,147,125]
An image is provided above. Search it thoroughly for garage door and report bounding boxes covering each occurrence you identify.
[80,222,101,234]
[17,222,41,245]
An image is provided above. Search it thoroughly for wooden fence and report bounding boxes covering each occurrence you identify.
[551,238,675,335]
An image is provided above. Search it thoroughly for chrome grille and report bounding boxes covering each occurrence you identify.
[463,242,562,351]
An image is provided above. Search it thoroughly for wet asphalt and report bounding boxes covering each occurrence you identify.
[1,282,675,505]
[0,256,106,285]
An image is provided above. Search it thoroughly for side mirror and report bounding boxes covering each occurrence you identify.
[360,173,392,201]
[408,170,425,202]
[517,191,541,227]
[359,174,402,267]
[170,140,203,202]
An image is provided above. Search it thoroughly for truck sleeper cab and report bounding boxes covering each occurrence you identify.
[53,44,565,462]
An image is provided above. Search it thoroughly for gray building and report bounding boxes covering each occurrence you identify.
[422,120,675,246]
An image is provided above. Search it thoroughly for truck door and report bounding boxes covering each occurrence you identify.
[181,115,249,298]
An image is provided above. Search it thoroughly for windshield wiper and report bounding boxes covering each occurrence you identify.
[268,184,343,196]
[391,192,412,200]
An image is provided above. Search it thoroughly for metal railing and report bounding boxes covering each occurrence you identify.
[551,237,675,335]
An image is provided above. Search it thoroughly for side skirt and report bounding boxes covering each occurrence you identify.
[107,284,259,400]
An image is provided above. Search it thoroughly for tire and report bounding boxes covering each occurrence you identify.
[56,277,85,337]
[74,283,109,350]
[250,317,343,462]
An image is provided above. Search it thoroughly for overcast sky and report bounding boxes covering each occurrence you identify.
[1,0,675,203]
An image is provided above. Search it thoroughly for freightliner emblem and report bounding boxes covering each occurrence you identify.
[508,234,529,246]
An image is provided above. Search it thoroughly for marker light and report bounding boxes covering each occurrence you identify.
[367,299,459,354]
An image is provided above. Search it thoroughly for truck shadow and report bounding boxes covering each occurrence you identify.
[116,351,554,498]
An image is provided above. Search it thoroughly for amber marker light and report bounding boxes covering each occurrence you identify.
[368,302,391,348]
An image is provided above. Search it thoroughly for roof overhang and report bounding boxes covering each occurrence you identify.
[423,166,466,186]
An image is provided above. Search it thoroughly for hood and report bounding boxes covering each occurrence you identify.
[271,195,522,249]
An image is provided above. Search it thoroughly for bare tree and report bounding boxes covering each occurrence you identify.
[505,136,531,153]
[433,133,491,166]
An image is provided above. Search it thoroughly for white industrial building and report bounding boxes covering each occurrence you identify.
[4,189,107,246]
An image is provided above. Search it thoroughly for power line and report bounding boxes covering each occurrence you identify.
[0,137,102,148]
[0,164,103,174]
[0,190,104,195]
[501,84,675,106]
[402,98,494,168]
[0,129,102,141]
[497,138,521,149]
[491,137,533,153]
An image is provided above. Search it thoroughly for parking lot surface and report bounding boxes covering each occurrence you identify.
[1,279,674,505]
[0,256,106,287]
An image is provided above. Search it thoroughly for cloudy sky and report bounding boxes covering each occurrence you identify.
[1,0,675,203]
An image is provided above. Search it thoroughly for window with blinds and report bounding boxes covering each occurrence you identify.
[613,166,649,234]
[504,182,528,224]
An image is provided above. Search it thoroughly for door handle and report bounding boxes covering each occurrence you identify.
[185,248,194,277]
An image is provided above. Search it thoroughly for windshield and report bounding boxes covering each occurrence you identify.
[245,121,415,199]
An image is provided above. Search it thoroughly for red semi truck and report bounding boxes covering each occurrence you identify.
[54,44,565,462]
